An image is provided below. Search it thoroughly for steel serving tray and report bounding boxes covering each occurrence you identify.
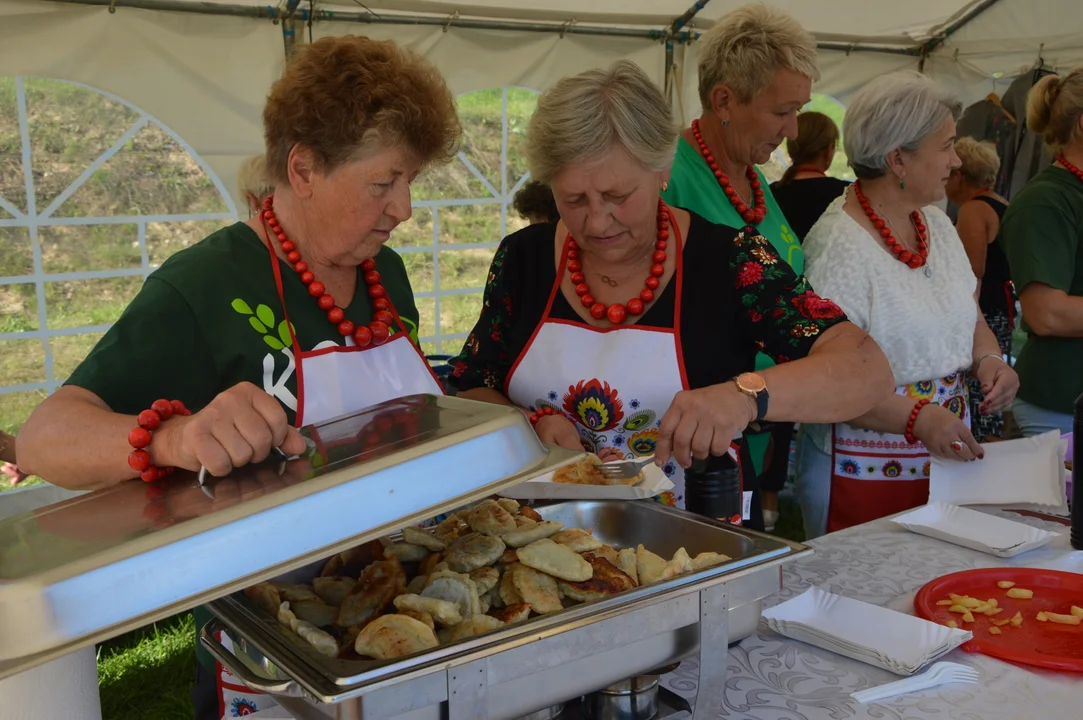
[204,499,810,719]
[0,394,584,679]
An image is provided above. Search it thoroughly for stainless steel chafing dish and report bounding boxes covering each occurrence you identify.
[205,500,808,720]
[0,393,810,719]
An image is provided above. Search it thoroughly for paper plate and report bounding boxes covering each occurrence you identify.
[498,459,674,501]
[892,502,1058,558]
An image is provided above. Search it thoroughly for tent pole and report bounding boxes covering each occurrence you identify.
[55,0,665,39]
[919,0,1005,59]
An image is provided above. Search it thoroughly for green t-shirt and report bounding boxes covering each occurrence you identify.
[662,136,806,473]
[64,222,420,669]
[66,222,420,421]
[999,164,1083,415]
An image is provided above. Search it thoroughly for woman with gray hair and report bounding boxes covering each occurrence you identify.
[451,60,892,518]
[795,71,1019,538]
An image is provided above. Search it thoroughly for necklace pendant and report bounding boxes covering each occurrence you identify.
[924,265,932,278]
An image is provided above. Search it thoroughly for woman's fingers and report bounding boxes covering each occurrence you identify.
[655,407,681,466]
[689,422,715,461]
[669,415,699,469]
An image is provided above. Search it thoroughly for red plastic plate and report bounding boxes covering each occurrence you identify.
[915,568,1083,673]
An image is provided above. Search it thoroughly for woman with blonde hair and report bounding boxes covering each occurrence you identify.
[945,137,1013,440]
[17,35,460,719]
[661,2,822,527]
[236,154,275,217]
[771,111,849,242]
[451,59,892,525]
[794,71,1019,539]
[1000,67,1083,437]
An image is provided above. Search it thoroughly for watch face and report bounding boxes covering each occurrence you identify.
[737,372,766,393]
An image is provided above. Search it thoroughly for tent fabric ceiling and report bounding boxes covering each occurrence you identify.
[3,0,1082,207]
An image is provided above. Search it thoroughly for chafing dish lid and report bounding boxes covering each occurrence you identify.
[0,394,582,677]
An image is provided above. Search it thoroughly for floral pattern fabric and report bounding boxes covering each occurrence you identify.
[450,217,847,394]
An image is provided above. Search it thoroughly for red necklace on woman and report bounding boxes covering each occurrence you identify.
[853,181,929,271]
[690,119,766,225]
[1058,154,1083,183]
[568,198,669,326]
[262,196,394,348]
[793,165,826,177]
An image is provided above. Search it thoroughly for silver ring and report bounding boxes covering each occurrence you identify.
[950,440,964,452]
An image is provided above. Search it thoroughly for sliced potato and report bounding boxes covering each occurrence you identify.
[1071,605,1083,618]
[993,618,1011,627]
[936,599,954,607]
[996,581,1016,589]
[989,626,1002,635]
[1006,588,1034,599]
[1045,611,1082,625]
[962,611,975,623]
[946,620,958,629]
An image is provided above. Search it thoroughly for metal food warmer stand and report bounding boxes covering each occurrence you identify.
[0,394,811,720]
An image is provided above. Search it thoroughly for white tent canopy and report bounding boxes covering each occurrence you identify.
[2,0,1081,204]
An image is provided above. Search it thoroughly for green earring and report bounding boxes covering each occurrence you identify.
[900,179,906,190]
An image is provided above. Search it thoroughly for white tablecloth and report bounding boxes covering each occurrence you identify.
[660,508,1083,719]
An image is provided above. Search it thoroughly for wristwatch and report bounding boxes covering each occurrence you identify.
[733,372,769,422]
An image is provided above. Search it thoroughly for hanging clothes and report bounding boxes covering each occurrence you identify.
[1001,68,1058,199]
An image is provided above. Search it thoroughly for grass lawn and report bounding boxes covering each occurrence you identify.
[97,613,195,719]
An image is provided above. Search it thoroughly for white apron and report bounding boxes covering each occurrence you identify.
[506,217,740,510]
[215,239,443,719]
[827,372,969,533]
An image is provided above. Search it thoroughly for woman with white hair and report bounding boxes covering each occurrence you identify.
[795,71,1020,538]
[945,137,1013,440]
[451,60,892,517]
[236,154,275,217]
[661,2,820,526]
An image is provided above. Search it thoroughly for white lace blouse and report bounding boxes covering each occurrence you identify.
[801,193,978,449]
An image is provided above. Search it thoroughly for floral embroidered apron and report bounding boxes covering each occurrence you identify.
[215,239,444,719]
[504,211,740,510]
[827,373,969,533]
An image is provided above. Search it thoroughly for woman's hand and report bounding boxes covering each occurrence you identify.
[976,357,1019,415]
[913,404,984,461]
[2,463,27,487]
[656,383,755,468]
[533,413,583,451]
[158,382,307,477]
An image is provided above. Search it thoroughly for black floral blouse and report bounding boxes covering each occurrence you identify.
[451,209,847,394]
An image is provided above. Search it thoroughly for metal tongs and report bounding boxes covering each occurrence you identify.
[197,439,314,494]
[598,456,655,483]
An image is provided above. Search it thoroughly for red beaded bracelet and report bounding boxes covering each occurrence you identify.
[904,399,930,445]
[127,399,191,482]
[529,406,560,426]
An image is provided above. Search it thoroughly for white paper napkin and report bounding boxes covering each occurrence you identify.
[929,430,1067,513]
[762,586,972,674]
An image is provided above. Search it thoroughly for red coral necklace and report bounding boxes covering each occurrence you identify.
[853,181,930,275]
[262,195,395,347]
[690,118,766,225]
[567,198,669,326]
[1058,154,1083,183]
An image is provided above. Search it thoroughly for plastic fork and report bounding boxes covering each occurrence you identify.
[851,661,979,703]
[598,456,654,482]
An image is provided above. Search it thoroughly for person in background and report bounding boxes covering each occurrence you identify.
[16,35,460,720]
[762,110,848,530]
[236,154,276,218]
[512,180,560,225]
[771,111,850,242]
[0,429,27,486]
[450,60,892,524]
[795,71,1019,539]
[945,137,1013,440]
[661,2,818,528]
[1000,67,1083,436]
